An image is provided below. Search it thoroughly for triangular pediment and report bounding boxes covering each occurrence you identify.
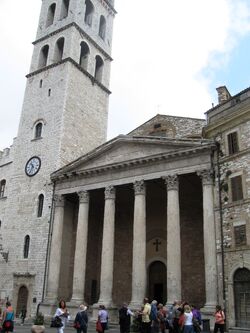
[52,135,212,178]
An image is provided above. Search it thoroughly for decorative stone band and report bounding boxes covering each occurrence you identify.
[105,185,116,200]
[133,180,146,195]
[78,190,89,204]
[197,169,214,185]
[54,194,65,207]
[163,175,179,191]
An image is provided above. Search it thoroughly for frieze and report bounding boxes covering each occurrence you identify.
[134,180,145,195]
[105,186,116,199]
[164,175,179,190]
[78,190,89,204]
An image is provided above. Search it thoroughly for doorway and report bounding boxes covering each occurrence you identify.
[16,285,28,317]
[148,261,166,303]
[234,268,250,328]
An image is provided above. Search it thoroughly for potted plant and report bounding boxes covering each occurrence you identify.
[31,312,45,333]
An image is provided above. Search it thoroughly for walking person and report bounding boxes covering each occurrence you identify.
[54,299,69,333]
[213,305,225,333]
[74,304,88,333]
[20,306,27,325]
[98,305,109,333]
[157,304,167,333]
[119,303,133,333]
[151,300,159,333]
[182,305,194,333]
[141,298,151,333]
[2,301,14,333]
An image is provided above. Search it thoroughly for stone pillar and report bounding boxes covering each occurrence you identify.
[130,180,146,308]
[165,175,182,303]
[199,170,217,312]
[71,191,89,304]
[98,186,116,306]
[46,195,65,301]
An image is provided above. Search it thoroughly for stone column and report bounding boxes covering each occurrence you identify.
[98,186,116,306]
[46,194,65,301]
[130,180,146,308]
[165,175,182,303]
[198,170,217,311]
[71,191,89,304]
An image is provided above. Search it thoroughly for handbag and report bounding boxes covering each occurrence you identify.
[73,322,81,329]
[96,320,103,332]
[51,316,63,328]
[3,320,12,329]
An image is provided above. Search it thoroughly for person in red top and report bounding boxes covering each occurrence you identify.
[213,305,225,333]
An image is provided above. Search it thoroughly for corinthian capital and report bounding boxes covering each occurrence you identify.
[54,194,65,207]
[78,190,89,204]
[105,186,116,200]
[133,180,146,195]
[164,175,179,191]
[197,169,214,185]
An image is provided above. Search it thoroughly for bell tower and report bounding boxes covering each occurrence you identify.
[0,0,116,317]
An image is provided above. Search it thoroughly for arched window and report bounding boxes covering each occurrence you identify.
[94,55,104,82]
[35,123,43,139]
[99,15,106,40]
[46,3,56,27]
[84,0,94,26]
[37,194,44,217]
[38,45,49,69]
[23,235,30,259]
[54,37,65,62]
[0,180,6,198]
[79,42,90,70]
[60,0,70,19]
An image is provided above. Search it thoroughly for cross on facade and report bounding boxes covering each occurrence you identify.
[153,238,161,252]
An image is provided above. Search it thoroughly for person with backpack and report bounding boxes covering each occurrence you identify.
[119,303,133,333]
[74,304,88,333]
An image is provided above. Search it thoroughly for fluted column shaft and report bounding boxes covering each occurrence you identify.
[199,170,217,310]
[98,186,116,306]
[71,191,90,303]
[46,195,65,300]
[130,180,146,307]
[165,175,181,303]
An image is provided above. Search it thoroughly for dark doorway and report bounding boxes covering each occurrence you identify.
[148,261,166,303]
[234,268,250,328]
[16,285,28,317]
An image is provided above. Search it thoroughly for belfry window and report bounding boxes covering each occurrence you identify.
[54,37,65,62]
[37,194,44,217]
[38,45,49,69]
[46,3,56,27]
[94,55,104,82]
[79,42,90,70]
[35,123,43,139]
[0,180,6,198]
[99,15,106,40]
[23,235,30,259]
[60,0,70,19]
[84,0,94,26]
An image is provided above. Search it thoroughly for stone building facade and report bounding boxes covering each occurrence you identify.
[0,0,116,317]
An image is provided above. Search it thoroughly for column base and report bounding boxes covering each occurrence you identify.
[201,303,217,314]
[69,297,85,306]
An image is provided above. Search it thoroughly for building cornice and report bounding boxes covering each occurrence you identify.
[33,22,113,61]
[26,57,111,95]
[99,0,117,15]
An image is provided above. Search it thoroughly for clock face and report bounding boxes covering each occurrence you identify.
[25,156,41,176]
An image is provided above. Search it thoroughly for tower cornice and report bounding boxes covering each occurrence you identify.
[33,22,113,61]
[26,57,111,95]
[99,0,117,15]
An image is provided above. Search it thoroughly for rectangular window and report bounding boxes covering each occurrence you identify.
[231,176,243,202]
[234,225,247,246]
[228,132,239,155]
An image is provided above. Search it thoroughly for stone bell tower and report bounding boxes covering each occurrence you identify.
[0,0,116,317]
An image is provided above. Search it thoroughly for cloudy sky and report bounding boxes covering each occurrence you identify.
[1,0,250,150]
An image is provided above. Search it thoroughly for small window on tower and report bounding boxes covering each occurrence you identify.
[84,0,94,26]
[99,16,106,40]
[46,3,56,27]
[54,37,65,62]
[48,89,51,97]
[60,0,70,19]
[0,180,6,198]
[38,45,49,69]
[37,194,44,217]
[40,80,43,88]
[94,55,104,82]
[23,235,30,259]
[35,123,43,139]
[227,131,239,155]
[79,41,90,70]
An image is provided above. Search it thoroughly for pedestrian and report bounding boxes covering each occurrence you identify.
[54,299,69,333]
[157,304,167,333]
[74,304,88,333]
[119,303,133,333]
[151,300,159,333]
[172,301,181,333]
[98,305,109,333]
[213,305,225,333]
[141,298,151,333]
[182,305,194,333]
[20,306,27,325]
[2,301,14,333]
[191,305,201,333]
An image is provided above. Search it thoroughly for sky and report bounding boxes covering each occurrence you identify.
[1,0,250,150]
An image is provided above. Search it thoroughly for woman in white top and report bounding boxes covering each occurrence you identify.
[54,299,69,333]
[183,305,194,333]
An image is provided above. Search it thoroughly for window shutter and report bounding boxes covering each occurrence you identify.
[231,176,243,201]
[234,225,247,246]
